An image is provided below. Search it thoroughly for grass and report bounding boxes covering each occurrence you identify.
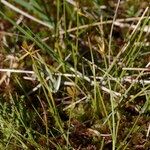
[0,0,150,149]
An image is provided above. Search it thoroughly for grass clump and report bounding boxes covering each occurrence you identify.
[0,0,150,149]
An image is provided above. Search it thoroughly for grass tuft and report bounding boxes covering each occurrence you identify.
[0,0,150,149]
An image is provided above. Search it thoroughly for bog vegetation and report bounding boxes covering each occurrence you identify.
[0,0,150,149]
